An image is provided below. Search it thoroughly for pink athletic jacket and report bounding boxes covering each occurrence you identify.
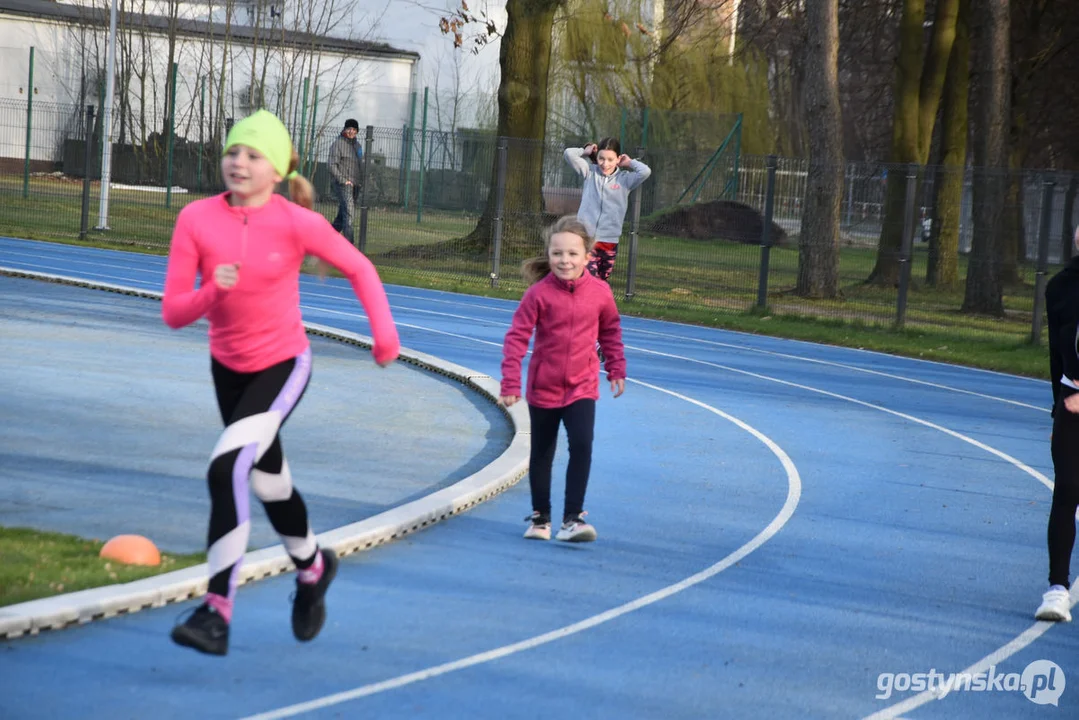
[162,192,400,372]
[501,271,626,409]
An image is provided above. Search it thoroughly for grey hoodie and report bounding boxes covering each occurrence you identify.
[563,147,651,243]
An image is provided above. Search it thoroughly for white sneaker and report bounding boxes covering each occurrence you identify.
[523,512,551,541]
[1035,586,1072,622]
[555,512,597,543]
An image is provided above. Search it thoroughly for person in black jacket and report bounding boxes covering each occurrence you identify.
[328,119,364,244]
[1037,225,1079,622]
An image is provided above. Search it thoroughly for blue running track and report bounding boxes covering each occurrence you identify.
[0,237,1073,719]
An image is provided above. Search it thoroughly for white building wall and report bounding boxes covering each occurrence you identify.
[0,9,417,162]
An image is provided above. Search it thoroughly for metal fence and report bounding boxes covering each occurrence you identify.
[2,96,1078,347]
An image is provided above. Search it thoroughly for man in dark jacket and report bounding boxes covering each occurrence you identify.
[1037,225,1079,623]
[328,118,363,243]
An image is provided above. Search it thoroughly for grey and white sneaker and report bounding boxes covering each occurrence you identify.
[556,512,597,543]
[524,512,551,540]
[1035,585,1072,622]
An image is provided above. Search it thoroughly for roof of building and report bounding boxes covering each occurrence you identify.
[0,0,420,60]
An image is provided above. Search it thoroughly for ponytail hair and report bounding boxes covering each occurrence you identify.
[521,215,593,285]
[286,149,315,209]
[587,136,622,165]
[286,148,330,278]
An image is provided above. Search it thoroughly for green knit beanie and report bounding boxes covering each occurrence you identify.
[224,109,296,178]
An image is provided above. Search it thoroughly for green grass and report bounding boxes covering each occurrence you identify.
[0,527,205,608]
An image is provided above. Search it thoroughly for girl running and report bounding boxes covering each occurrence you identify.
[162,109,400,655]
[563,138,651,282]
[500,216,627,542]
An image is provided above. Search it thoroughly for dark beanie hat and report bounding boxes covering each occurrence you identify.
[344,118,359,130]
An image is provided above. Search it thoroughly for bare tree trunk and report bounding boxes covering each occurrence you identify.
[868,0,958,285]
[458,0,564,251]
[926,0,969,288]
[962,0,1009,316]
[797,0,842,298]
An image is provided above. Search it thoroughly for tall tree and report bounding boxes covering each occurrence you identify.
[797,0,843,298]
[962,0,1010,315]
[447,0,565,250]
[925,0,969,288]
[866,0,959,285]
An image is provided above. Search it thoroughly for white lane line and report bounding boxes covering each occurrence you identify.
[862,595,1079,720]
[1,262,161,289]
[302,287,1046,413]
[0,247,166,274]
[301,290,510,327]
[620,346,1070,719]
[1,243,1046,404]
[623,313,1047,384]
[239,380,802,720]
[625,327,1046,411]
[299,305,505,348]
[626,343,1053,492]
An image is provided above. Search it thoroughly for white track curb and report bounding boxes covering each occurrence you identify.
[0,268,530,640]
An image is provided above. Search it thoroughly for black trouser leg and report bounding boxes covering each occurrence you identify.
[561,399,596,518]
[528,405,562,517]
[1049,403,1079,588]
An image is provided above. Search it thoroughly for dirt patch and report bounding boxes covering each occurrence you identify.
[644,200,788,247]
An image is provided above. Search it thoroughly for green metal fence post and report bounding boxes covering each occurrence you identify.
[416,86,429,223]
[359,125,373,253]
[895,164,919,329]
[197,75,205,192]
[165,62,177,208]
[80,105,95,239]
[297,77,309,174]
[23,46,35,199]
[730,113,743,199]
[756,155,778,309]
[306,85,319,177]
[403,90,417,208]
[1032,177,1057,344]
[624,145,646,301]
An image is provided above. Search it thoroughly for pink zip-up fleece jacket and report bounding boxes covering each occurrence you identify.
[162,192,400,372]
[501,270,627,409]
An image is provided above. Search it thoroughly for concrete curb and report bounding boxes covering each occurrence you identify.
[0,268,530,640]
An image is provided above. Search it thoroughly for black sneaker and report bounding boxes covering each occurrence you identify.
[291,548,338,642]
[171,603,229,656]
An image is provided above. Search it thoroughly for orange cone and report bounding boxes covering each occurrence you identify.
[100,534,161,566]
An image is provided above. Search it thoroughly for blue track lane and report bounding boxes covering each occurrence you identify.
[0,237,1073,719]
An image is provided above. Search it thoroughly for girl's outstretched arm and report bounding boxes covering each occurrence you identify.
[162,208,222,329]
[298,210,400,366]
[597,289,627,382]
[563,147,591,179]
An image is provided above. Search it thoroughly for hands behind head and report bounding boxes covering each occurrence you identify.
[617,154,633,168]
[584,143,598,156]
[214,263,240,290]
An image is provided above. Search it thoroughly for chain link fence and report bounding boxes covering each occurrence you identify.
[2,96,1078,346]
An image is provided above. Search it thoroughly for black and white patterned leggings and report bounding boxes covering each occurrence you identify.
[205,348,319,602]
